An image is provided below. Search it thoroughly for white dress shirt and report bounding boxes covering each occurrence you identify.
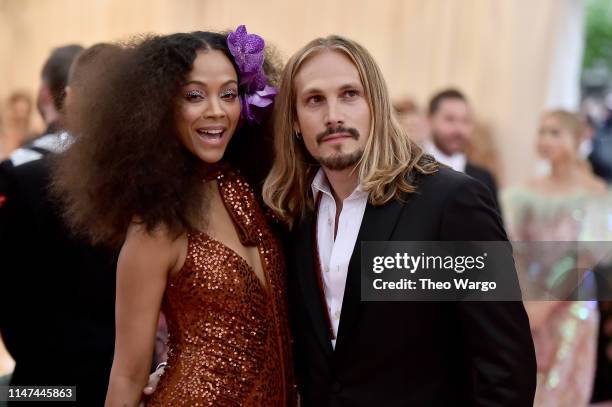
[311,168,368,349]
[425,140,467,173]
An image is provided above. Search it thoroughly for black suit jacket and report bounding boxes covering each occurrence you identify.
[0,156,117,405]
[287,167,536,407]
[465,163,499,211]
[588,120,612,183]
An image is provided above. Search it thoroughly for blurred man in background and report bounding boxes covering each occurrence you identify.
[425,88,500,208]
[0,92,35,160]
[588,93,612,184]
[0,43,118,406]
[393,97,429,146]
[3,45,82,168]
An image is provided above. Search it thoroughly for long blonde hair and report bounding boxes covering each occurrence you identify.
[262,35,437,227]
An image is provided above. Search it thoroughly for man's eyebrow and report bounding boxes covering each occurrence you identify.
[301,82,362,95]
[338,82,362,90]
[300,87,322,96]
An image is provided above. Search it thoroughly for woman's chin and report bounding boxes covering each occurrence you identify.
[195,149,226,165]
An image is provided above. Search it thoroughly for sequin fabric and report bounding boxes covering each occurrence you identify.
[146,165,296,406]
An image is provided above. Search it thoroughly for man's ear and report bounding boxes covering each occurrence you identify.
[38,83,53,106]
[293,119,300,134]
[426,112,434,125]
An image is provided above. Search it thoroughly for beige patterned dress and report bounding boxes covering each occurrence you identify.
[502,187,612,407]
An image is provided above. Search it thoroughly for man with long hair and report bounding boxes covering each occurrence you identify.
[263,36,536,406]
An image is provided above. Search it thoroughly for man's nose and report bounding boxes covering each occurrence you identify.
[325,99,344,128]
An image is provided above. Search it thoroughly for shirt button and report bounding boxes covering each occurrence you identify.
[334,310,341,320]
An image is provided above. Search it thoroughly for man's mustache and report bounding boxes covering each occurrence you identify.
[316,126,360,144]
[448,132,467,139]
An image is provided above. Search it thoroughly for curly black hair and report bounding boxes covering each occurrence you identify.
[51,31,281,247]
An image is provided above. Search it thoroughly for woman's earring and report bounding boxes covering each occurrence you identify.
[294,131,302,140]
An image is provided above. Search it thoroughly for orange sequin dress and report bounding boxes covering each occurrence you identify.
[146,165,295,406]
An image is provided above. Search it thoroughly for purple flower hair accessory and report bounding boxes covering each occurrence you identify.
[241,85,278,124]
[227,25,277,123]
[227,25,264,78]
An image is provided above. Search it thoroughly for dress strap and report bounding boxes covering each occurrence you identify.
[214,166,261,246]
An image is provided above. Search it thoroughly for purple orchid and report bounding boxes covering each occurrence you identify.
[241,85,278,123]
[227,26,265,82]
[227,25,277,124]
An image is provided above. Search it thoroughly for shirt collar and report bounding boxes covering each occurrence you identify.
[311,167,368,202]
[425,140,467,172]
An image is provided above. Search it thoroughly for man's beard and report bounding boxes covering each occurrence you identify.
[315,148,364,171]
[431,130,467,155]
[314,125,363,170]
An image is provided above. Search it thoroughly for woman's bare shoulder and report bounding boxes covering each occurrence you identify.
[122,221,187,274]
[578,173,608,196]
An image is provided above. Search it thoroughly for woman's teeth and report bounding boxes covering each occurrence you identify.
[197,129,223,139]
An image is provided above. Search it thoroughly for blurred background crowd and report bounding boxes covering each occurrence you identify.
[0,0,611,406]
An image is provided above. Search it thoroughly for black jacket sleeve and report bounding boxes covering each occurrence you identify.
[441,175,537,407]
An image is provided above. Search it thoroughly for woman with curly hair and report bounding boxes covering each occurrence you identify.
[52,27,295,406]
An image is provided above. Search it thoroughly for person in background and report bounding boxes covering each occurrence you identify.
[585,96,612,407]
[425,88,500,209]
[589,93,612,184]
[3,45,82,169]
[0,45,82,209]
[0,43,119,406]
[465,120,504,188]
[0,92,35,160]
[393,97,429,146]
[502,109,611,407]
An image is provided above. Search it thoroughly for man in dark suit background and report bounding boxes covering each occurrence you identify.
[425,88,500,209]
[2,45,83,171]
[0,44,117,405]
[263,36,536,406]
[588,95,612,184]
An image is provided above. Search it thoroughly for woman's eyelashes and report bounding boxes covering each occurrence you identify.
[220,89,238,101]
[185,89,205,101]
[184,88,238,103]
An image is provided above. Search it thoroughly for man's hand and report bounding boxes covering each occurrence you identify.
[138,365,165,407]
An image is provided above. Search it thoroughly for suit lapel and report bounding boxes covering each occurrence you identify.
[293,214,334,357]
[334,198,406,354]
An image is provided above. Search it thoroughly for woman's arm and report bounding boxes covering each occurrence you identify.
[104,224,179,407]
